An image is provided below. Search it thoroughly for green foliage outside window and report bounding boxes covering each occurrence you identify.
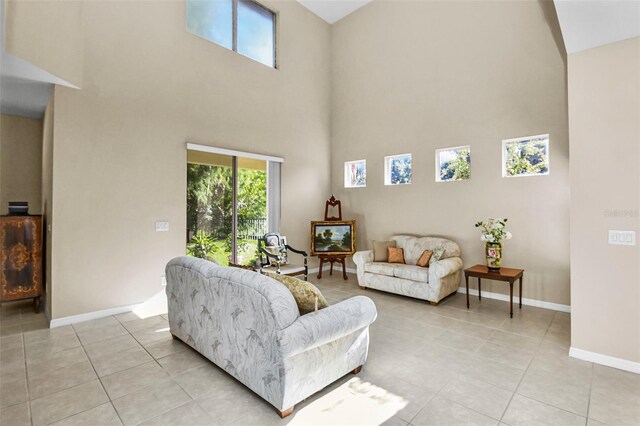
[186,163,267,265]
[388,155,412,184]
[439,148,471,182]
[504,137,549,177]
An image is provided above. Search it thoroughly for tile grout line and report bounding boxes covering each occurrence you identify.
[112,314,200,425]
[115,315,166,371]
[374,293,557,424]
[48,314,184,426]
[63,318,127,426]
[11,311,39,426]
[21,329,35,426]
[584,362,595,426]
[496,311,589,423]
[496,316,547,423]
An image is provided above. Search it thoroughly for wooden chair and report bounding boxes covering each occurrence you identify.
[258,233,308,280]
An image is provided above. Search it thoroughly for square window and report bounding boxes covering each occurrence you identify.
[502,134,549,177]
[344,160,366,188]
[436,146,471,182]
[384,154,412,185]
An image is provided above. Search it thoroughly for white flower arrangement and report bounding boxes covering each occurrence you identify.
[475,218,512,244]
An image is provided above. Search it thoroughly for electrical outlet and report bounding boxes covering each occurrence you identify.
[608,230,636,246]
[155,221,169,232]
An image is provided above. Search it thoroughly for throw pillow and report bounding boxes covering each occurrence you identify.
[416,250,433,267]
[373,240,396,262]
[264,246,285,266]
[263,272,329,315]
[388,247,405,264]
[430,246,445,265]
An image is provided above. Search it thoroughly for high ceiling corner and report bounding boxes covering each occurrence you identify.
[0,0,78,118]
[296,0,371,24]
[554,0,640,54]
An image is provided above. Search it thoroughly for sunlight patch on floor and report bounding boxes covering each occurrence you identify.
[288,377,407,425]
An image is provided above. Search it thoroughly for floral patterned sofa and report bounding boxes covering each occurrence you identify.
[353,235,463,305]
[165,256,377,417]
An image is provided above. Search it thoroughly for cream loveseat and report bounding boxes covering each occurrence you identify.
[353,235,463,305]
[165,256,377,417]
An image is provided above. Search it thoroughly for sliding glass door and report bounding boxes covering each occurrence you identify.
[186,150,269,266]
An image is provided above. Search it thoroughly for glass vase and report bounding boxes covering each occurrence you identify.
[485,242,502,271]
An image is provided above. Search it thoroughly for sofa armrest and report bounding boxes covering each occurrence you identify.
[429,257,463,280]
[277,296,377,357]
[353,250,373,285]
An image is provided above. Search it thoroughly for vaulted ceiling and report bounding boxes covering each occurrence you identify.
[554,0,640,53]
[296,0,371,24]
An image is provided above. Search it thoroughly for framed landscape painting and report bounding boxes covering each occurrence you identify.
[310,220,356,256]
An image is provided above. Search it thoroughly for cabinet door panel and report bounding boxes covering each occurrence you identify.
[0,216,42,301]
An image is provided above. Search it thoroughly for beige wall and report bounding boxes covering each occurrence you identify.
[42,94,55,318]
[0,114,43,214]
[568,37,640,363]
[4,0,84,87]
[44,0,330,318]
[330,0,570,305]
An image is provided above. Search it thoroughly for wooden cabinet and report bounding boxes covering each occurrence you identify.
[0,215,42,312]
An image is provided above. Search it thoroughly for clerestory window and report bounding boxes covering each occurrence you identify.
[187,0,276,68]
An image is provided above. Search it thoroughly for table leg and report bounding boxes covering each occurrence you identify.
[519,277,523,309]
[465,274,469,309]
[478,278,482,301]
[317,258,324,279]
[330,260,334,276]
[509,281,514,318]
[341,258,348,280]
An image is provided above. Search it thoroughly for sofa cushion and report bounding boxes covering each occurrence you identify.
[365,262,395,277]
[264,272,329,315]
[388,247,405,264]
[373,240,396,262]
[365,262,429,282]
[430,246,445,264]
[416,250,433,267]
[392,264,430,282]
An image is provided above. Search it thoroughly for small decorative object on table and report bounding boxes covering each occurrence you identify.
[474,218,512,271]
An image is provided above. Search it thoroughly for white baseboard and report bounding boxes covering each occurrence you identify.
[49,303,141,328]
[570,347,640,374]
[457,287,571,313]
[49,266,357,328]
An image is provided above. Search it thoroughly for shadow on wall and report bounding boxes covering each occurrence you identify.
[539,0,568,63]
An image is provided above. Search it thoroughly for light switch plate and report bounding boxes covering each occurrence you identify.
[155,221,169,232]
[608,230,636,246]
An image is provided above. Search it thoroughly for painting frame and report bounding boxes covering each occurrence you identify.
[310,220,356,256]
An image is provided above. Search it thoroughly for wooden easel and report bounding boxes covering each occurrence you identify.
[317,195,348,280]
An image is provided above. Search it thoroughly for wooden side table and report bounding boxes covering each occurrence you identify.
[464,264,524,318]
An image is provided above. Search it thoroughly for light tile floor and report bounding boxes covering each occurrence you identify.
[1,273,639,425]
